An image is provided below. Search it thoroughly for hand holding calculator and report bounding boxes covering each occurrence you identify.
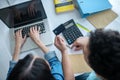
[53,19,83,45]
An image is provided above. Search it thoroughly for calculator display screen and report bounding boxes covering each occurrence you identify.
[65,22,74,29]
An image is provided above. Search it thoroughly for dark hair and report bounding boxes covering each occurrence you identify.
[7,54,55,80]
[88,29,120,80]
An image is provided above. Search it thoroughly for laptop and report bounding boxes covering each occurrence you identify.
[0,0,53,54]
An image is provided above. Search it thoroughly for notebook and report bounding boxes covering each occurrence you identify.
[74,0,112,18]
[54,0,75,13]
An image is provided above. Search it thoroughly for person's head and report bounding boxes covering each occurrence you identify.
[7,54,55,80]
[83,29,120,80]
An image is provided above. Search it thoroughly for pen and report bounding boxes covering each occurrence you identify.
[76,23,91,32]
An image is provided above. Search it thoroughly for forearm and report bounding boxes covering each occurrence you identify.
[36,40,49,53]
[62,51,75,80]
[12,45,21,61]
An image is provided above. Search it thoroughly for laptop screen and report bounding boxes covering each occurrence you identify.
[0,0,47,28]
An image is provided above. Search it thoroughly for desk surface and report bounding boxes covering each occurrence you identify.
[0,0,120,79]
[0,0,120,59]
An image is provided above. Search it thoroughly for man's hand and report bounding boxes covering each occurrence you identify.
[72,37,89,51]
[54,36,67,53]
[15,29,26,49]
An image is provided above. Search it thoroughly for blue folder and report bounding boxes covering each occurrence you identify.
[75,0,112,18]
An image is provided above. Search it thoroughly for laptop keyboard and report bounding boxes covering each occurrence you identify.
[15,22,46,38]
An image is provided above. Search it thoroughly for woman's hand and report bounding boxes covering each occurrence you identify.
[29,26,41,45]
[54,35,67,53]
[13,29,26,61]
[55,36,75,80]
[29,26,49,53]
[15,29,26,49]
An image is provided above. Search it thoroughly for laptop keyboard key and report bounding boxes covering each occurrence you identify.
[14,22,46,38]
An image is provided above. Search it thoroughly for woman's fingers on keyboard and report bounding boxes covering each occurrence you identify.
[34,26,37,31]
[34,26,40,33]
[30,27,33,33]
[32,27,35,32]
[19,29,22,35]
[38,27,40,33]
[37,26,40,31]
[28,26,40,35]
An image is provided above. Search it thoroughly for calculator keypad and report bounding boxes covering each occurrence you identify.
[62,26,83,45]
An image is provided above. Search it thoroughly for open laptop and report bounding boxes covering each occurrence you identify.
[0,0,53,53]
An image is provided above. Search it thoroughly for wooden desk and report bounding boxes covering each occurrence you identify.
[69,54,92,74]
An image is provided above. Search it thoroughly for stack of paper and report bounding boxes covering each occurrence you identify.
[74,0,112,18]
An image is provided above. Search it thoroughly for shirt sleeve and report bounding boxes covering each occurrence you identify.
[44,51,64,80]
[7,60,17,77]
[86,71,101,80]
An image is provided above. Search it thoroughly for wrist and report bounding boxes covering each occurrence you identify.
[14,46,21,52]
[34,39,41,45]
[13,47,20,61]
[36,40,44,47]
[61,50,68,55]
[15,44,21,50]
[37,41,49,53]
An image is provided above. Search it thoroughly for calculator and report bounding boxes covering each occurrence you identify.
[53,19,83,45]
